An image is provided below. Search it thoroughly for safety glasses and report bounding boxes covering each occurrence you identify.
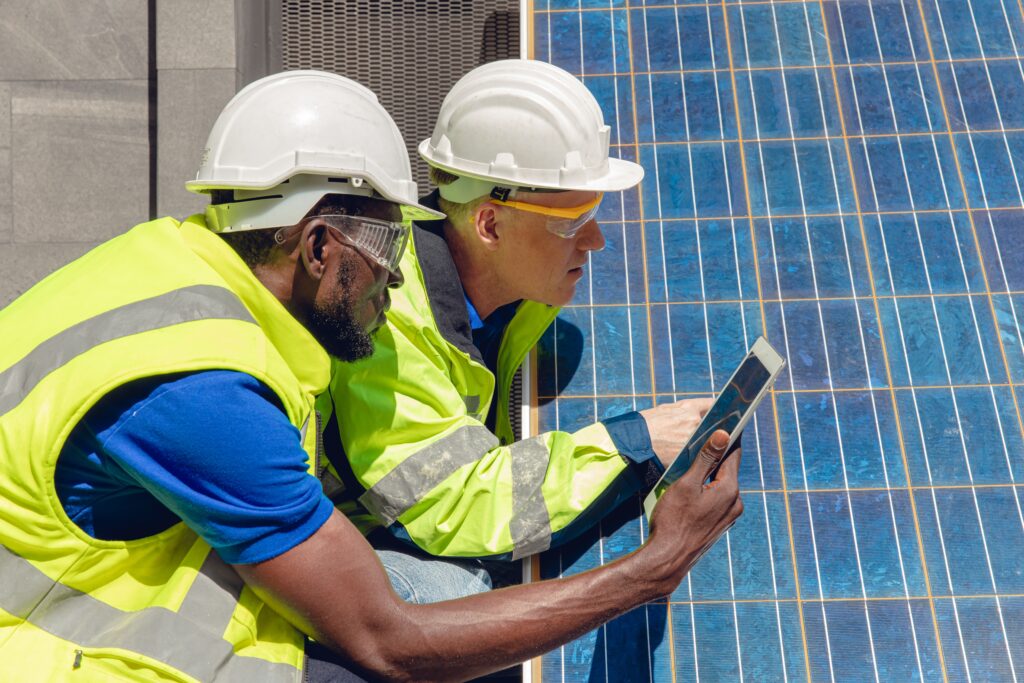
[276,213,410,275]
[491,192,603,239]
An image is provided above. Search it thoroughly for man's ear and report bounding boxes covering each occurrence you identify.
[473,203,502,252]
[299,220,330,280]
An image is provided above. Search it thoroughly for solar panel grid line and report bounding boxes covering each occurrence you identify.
[917,1,1024,676]
[556,54,1024,80]
[933,0,1024,433]
[739,0,862,677]
[917,0,1024,672]
[859,11,1013,671]
[928,0,1024,640]
[920,0,1024,397]
[637,2,707,676]
[558,292,1024,308]
[717,0,817,678]
[663,592,1024,604]
[669,1,749,675]
[534,0,1024,679]
[608,127,1024,147]
[615,4,694,680]
[557,56,1024,84]
[578,8,625,681]
[635,5,695,681]
[747,0,930,676]
[825,2,964,678]
[697,2,786,675]
[575,205,1024,222]
[786,0,954,675]
[851,0,1019,671]
[788,4,930,675]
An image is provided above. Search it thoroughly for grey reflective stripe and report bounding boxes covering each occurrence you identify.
[359,425,499,526]
[463,394,480,414]
[0,544,299,682]
[0,285,255,418]
[178,552,244,626]
[509,436,553,560]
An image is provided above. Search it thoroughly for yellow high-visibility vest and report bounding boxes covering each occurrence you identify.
[327,225,631,559]
[0,215,330,682]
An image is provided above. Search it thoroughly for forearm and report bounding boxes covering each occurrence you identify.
[238,513,680,683]
[371,549,670,681]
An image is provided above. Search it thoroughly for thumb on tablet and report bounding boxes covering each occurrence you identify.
[686,429,730,484]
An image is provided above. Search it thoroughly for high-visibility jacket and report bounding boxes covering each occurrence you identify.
[326,218,638,560]
[0,215,329,682]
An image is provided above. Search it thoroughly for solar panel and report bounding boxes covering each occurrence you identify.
[530,0,1024,680]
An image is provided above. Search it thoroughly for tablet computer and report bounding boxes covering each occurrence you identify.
[643,336,785,522]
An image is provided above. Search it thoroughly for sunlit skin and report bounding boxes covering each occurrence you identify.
[447,189,606,320]
[322,228,402,334]
[261,199,404,343]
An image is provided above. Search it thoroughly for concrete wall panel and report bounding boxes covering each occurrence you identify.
[157,0,236,70]
[0,1,147,80]
[11,80,149,243]
[157,68,237,219]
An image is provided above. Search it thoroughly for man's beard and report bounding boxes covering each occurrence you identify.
[306,259,376,362]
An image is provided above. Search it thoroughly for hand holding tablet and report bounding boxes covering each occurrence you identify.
[643,337,786,522]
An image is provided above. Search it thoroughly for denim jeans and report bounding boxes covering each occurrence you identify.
[375,547,493,603]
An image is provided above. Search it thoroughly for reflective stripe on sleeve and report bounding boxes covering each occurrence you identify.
[0,544,299,682]
[0,285,255,418]
[358,425,499,527]
[508,436,553,560]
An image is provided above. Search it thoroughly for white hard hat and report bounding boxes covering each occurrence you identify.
[419,59,644,202]
[188,69,443,230]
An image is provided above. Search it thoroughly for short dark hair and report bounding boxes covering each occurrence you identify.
[215,192,375,268]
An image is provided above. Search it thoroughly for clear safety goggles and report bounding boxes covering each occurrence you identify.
[490,192,603,239]
[276,213,410,275]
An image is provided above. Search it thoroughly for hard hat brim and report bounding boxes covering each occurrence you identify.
[187,172,445,223]
[419,138,644,195]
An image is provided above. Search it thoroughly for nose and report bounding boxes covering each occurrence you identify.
[386,267,405,289]
[576,218,605,252]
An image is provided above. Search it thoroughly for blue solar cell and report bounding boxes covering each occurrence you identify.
[645,219,756,303]
[754,216,871,299]
[835,64,946,135]
[777,390,907,489]
[864,211,985,296]
[823,0,929,64]
[736,68,842,138]
[532,0,1024,677]
[921,0,1024,60]
[934,596,1019,680]
[955,132,1024,208]
[589,221,647,305]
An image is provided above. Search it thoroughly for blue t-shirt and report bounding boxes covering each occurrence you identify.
[56,370,334,564]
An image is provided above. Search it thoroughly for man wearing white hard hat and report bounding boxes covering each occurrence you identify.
[0,67,742,681]
[327,60,718,566]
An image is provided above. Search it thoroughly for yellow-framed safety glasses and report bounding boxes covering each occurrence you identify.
[491,192,603,239]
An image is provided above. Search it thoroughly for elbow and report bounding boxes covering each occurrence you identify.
[326,610,450,683]
[347,647,444,683]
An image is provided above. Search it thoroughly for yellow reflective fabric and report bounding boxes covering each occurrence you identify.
[329,229,630,558]
[0,216,327,682]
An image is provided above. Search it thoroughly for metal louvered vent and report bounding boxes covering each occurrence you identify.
[279,0,520,190]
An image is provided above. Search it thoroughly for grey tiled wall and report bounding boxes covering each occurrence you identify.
[0,0,245,307]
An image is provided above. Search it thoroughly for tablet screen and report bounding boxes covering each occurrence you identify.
[648,352,772,502]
